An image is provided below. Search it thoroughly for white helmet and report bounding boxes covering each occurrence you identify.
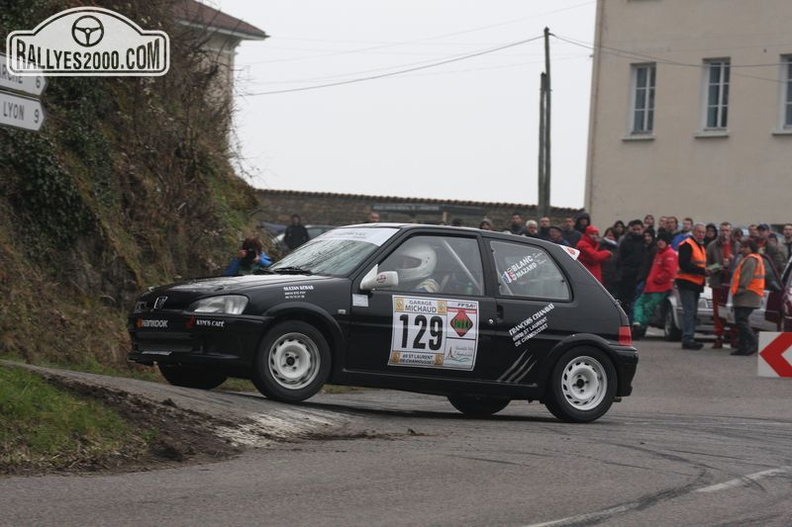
[395,242,437,283]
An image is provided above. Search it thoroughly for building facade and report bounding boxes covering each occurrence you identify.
[174,1,268,106]
[586,0,792,227]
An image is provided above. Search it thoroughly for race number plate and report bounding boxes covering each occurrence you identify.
[388,296,479,370]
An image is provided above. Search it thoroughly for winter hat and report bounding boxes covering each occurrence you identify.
[585,225,600,236]
[657,230,672,245]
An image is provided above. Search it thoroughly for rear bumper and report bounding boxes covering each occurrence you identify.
[610,345,638,397]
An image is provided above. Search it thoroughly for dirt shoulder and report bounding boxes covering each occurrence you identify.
[2,363,354,477]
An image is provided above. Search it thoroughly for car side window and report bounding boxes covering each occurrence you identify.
[378,235,484,295]
[490,240,571,301]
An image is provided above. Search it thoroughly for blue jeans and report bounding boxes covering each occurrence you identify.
[678,287,700,345]
[734,306,757,354]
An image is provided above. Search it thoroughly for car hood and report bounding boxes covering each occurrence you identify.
[135,274,341,312]
[164,273,332,293]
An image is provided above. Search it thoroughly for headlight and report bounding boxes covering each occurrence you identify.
[188,295,248,315]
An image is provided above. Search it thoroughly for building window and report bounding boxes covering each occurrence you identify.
[631,64,656,134]
[704,59,730,129]
[784,56,792,128]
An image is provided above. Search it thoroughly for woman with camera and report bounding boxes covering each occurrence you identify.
[224,237,272,276]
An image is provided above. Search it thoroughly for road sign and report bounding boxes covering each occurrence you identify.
[758,332,792,378]
[0,90,45,132]
[0,53,47,96]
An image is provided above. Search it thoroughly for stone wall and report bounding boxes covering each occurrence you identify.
[254,189,582,232]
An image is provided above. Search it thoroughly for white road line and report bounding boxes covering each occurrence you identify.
[526,504,639,527]
[694,467,791,493]
[525,466,792,526]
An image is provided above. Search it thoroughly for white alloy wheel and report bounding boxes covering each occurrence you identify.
[268,331,320,390]
[559,355,607,411]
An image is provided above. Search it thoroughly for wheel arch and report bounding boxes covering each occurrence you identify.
[536,334,626,401]
[260,303,344,362]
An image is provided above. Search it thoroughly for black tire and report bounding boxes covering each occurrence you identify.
[252,321,331,403]
[544,347,617,423]
[664,303,682,341]
[158,364,227,390]
[447,394,510,418]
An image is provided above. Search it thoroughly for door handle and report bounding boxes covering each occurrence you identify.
[494,305,504,324]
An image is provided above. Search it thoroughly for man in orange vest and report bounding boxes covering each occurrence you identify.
[675,223,711,349]
[730,239,765,356]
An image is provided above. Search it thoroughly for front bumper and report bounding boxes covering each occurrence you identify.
[128,314,271,367]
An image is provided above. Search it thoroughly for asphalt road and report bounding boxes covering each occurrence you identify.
[2,330,792,527]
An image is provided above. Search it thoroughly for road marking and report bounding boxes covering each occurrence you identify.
[526,503,638,527]
[525,466,792,526]
[694,467,791,493]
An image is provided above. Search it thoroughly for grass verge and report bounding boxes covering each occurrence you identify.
[0,365,147,475]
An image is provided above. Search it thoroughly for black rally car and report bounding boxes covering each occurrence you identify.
[129,224,637,423]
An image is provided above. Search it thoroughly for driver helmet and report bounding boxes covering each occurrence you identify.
[395,242,437,283]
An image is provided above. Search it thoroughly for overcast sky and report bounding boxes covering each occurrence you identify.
[211,0,596,209]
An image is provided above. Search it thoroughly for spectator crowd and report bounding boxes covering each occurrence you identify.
[497,211,792,356]
[223,209,791,357]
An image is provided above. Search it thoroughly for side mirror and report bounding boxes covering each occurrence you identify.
[360,267,399,291]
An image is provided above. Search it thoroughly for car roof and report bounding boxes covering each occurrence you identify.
[338,223,574,251]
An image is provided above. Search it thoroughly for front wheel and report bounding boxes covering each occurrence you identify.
[544,347,617,423]
[252,321,331,403]
[158,364,227,390]
[448,394,510,418]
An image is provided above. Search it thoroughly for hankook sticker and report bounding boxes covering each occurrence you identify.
[135,319,168,328]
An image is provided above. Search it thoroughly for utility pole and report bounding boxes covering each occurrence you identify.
[538,72,546,217]
[538,27,551,218]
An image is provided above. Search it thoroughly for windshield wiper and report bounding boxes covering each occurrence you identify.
[271,266,313,275]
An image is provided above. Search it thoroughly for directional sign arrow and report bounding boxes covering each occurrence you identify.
[0,53,47,97]
[759,332,792,377]
[0,90,45,132]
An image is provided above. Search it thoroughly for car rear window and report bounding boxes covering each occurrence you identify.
[490,240,571,301]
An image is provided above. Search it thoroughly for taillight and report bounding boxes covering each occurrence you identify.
[618,325,632,346]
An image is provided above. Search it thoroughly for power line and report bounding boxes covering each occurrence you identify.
[247,1,594,65]
[552,33,792,84]
[248,53,587,87]
[245,35,545,96]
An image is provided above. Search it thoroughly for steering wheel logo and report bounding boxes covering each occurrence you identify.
[71,15,104,47]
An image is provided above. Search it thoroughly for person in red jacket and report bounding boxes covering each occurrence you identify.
[631,231,678,339]
[576,225,612,284]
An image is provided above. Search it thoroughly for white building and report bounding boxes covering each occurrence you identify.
[585,0,792,227]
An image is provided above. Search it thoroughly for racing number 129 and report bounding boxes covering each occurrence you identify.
[399,314,443,350]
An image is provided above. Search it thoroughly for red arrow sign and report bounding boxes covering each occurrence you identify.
[759,332,792,377]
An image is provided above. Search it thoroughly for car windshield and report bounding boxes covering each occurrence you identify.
[270,227,399,277]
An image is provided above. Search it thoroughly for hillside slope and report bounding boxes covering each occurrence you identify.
[0,0,262,369]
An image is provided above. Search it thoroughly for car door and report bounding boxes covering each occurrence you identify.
[486,238,576,386]
[346,232,498,380]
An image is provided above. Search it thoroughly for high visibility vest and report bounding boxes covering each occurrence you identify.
[676,238,706,286]
[731,253,765,297]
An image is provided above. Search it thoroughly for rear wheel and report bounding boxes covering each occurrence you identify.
[544,347,616,423]
[252,321,331,403]
[448,394,510,418]
[158,364,227,390]
[663,303,682,341]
